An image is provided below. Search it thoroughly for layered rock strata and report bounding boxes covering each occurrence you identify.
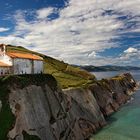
[0,73,137,140]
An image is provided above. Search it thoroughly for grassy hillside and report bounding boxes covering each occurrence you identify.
[6,45,96,88]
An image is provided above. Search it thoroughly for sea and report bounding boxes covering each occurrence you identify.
[90,70,140,140]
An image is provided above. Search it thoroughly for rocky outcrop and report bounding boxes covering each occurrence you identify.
[64,73,137,118]
[7,76,106,140]
[89,73,137,116]
[0,73,137,140]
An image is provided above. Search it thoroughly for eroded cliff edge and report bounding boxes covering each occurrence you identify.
[0,73,137,140]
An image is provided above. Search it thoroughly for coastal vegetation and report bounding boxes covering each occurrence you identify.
[6,45,96,88]
[0,76,16,140]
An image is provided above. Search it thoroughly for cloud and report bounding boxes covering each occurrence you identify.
[124,47,138,53]
[119,47,140,65]
[0,27,10,32]
[36,7,54,19]
[0,0,140,66]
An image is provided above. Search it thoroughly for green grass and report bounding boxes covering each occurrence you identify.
[6,45,96,88]
[111,75,125,81]
[0,78,15,140]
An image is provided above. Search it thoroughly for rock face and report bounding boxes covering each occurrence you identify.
[8,77,105,140]
[64,73,137,118]
[0,73,137,140]
[88,73,137,116]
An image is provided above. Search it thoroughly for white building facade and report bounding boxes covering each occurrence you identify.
[0,62,11,75]
[0,44,44,75]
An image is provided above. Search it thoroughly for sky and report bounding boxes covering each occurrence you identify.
[0,0,140,66]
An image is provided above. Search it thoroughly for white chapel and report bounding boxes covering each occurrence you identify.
[0,44,44,75]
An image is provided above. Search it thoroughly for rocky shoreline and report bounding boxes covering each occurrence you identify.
[63,73,137,138]
[0,73,137,140]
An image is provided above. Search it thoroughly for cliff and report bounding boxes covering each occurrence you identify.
[0,73,137,140]
[64,73,137,117]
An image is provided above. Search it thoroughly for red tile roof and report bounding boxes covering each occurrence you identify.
[7,52,43,61]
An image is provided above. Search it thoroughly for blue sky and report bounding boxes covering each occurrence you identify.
[0,0,140,66]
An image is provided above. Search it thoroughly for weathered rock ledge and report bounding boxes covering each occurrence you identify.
[0,73,137,140]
